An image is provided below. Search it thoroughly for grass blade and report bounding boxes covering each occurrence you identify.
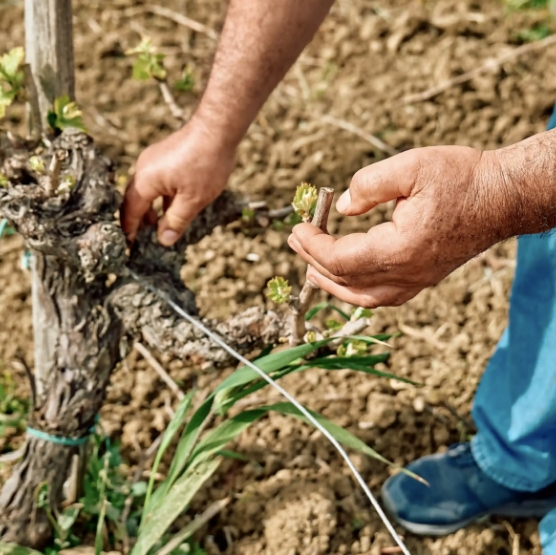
[131,458,221,555]
[95,500,107,555]
[189,408,267,463]
[144,390,195,514]
[131,458,222,555]
[305,301,350,322]
[267,402,426,483]
[155,498,230,555]
[0,543,43,555]
[214,339,332,393]
[144,396,214,521]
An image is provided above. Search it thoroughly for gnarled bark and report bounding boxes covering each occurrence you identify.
[0,128,289,546]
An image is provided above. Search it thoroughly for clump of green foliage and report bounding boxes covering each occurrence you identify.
[0,370,29,447]
[505,0,549,9]
[0,46,85,132]
[46,95,86,133]
[0,47,24,119]
[126,37,195,93]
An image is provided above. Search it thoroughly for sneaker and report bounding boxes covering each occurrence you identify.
[381,443,556,536]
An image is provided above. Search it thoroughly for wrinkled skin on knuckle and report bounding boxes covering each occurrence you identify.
[328,255,349,279]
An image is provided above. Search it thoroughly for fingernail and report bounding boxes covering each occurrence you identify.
[306,269,318,287]
[160,229,179,246]
[336,190,351,214]
[288,234,299,252]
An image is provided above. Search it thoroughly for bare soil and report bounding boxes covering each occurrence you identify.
[2,0,556,554]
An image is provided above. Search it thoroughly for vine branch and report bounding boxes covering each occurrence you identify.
[289,187,334,345]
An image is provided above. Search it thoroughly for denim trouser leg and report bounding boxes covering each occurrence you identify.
[470,107,556,550]
[541,510,556,555]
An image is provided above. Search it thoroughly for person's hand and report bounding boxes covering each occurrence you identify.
[121,119,236,246]
[288,146,516,308]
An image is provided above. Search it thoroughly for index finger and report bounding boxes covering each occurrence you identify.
[289,223,371,283]
[121,177,156,242]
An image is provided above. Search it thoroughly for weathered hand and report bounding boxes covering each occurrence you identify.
[288,146,515,308]
[121,118,236,246]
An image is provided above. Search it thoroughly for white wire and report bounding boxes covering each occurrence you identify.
[128,269,411,555]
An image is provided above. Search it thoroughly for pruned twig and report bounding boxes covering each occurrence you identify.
[321,114,398,157]
[155,497,231,555]
[134,342,185,401]
[157,81,185,124]
[289,187,334,345]
[401,34,556,105]
[125,5,219,41]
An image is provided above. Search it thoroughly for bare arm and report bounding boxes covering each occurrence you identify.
[123,0,334,245]
[196,0,335,146]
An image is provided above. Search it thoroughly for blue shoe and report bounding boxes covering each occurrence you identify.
[381,443,556,536]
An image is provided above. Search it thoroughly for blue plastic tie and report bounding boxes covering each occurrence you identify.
[20,250,32,270]
[26,416,99,447]
[0,218,7,239]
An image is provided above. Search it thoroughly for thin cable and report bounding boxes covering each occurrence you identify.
[128,269,411,555]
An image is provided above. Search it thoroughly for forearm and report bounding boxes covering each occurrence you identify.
[192,0,334,147]
[492,128,556,237]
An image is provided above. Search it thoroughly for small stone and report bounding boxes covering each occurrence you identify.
[413,396,425,413]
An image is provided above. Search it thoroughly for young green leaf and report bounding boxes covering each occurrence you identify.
[0,47,24,83]
[351,307,373,321]
[337,340,368,358]
[0,174,9,188]
[126,37,167,81]
[47,95,86,132]
[175,67,195,92]
[0,89,15,119]
[265,276,292,304]
[29,156,45,175]
[292,183,318,222]
[326,319,343,331]
[132,457,221,555]
[57,506,81,533]
[0,47,24,119]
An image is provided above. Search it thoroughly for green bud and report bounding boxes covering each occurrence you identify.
[325,319,343,331]
[56,174,76,194]
[292,183,318,222]
[337,340,367,358]
[304,330,317,343]
[266,276,292,304]
[351,307,373,321]
[29,156,46,175]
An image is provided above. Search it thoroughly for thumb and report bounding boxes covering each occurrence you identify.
[158,193,203,246]
[336,150,418,216]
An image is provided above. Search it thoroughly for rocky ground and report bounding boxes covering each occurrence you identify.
[1,0,556,553]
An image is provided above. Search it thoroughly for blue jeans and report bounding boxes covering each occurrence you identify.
[471,106,556,552]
